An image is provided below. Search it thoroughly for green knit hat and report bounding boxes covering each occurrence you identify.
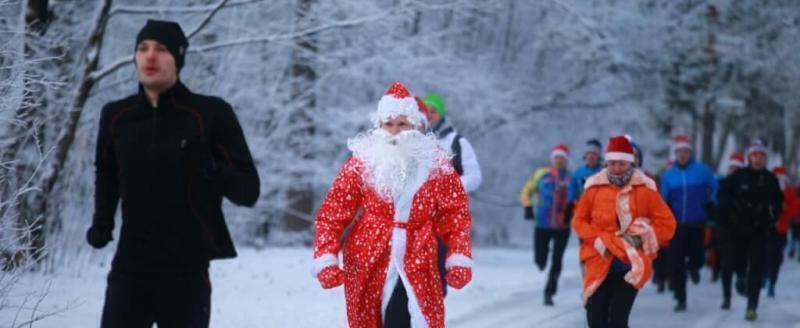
[423,94,445,117]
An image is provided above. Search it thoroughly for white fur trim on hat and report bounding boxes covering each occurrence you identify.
[605,152,635,163]
[729,159,744,168]
[550,150,569,160]
[371,95,423,128]
[674,142,692,151]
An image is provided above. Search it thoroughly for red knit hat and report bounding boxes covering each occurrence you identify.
[550,144,570,160]
[674,134,692,152]
[605,136,635,162]
[728,152,745,168]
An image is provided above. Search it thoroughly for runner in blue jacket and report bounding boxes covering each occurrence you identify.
[659,135,718,312]
[570,139,603,201]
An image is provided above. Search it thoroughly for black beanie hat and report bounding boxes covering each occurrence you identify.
[585,139,602,155]
[631,142,644,167]
[135,20,189,70]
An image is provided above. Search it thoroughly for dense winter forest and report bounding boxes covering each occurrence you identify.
[1,0,799,326]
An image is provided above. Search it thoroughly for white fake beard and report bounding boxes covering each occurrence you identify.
[348,128,439,201]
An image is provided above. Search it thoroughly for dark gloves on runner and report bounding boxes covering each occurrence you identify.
[564,202,575,225]
[622,234,642,248]
[86,225,113,249]
[524,206,534,220]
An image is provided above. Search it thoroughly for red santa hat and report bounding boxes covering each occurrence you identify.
[772,166,787,176]
[673,134,692,152]
[746,140,768,158]
[550,144,570,160]
[728,152,745,168]
[773,166,789,190]
[414,96,431,128]
[605,136,635,162]
[371,81,424,128]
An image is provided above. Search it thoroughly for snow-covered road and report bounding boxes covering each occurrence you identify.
[5,245,800,327]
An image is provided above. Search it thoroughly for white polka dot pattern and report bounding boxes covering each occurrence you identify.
[313,156,472,328]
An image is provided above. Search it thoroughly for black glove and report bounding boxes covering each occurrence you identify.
[564,203,575,225]
[185,137,219,177]
[86,225,113,249]
[622,234,642,248]
[705,202,716,223]
[524,206,534,220]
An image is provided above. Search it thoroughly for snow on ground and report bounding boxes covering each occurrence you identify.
[5,243,800,327]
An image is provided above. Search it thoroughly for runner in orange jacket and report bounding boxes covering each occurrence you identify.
[573,136,677,327]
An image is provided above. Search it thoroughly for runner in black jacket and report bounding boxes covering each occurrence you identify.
[86,20,260,328]
[716,141,782,322]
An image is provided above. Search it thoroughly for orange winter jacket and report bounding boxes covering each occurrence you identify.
[572,169,676,304]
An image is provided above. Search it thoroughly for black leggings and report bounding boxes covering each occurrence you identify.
[384,279,410,328]
[668,225,706,303]
[585,271,638,328]
[100,270,211,328]
[721,231,767,309]
[766,231,787,289]
[534,228,570,296]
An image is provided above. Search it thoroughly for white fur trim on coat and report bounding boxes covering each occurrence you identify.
[379,156,436,328]
[311,253,339,278]
[445,254,474,269]
[594,237,607,255]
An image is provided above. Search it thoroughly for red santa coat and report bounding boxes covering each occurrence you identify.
[313,155,473,328]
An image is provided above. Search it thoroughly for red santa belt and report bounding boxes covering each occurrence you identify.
[394,222,423,230]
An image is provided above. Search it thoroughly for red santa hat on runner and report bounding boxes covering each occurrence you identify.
[605,135,635,162]
[728,151,745,168]
[773,166,788,190]
[371,81,425,128]
[550,144,570,161]
[673,134,692,152]
[746,139,768,158]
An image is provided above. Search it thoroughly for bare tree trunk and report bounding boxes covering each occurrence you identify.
[282,0,317,231]
[0,0,53,261]
[25,0,49,31]
[712,124,729,171]
[784,110,798,176]
[410,9,421,36]
[501,0,515,64]
[29,0,113,255]
[700,101,715,165]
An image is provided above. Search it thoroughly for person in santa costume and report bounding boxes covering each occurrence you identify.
[572,136,676,328]
[312,81,473,328]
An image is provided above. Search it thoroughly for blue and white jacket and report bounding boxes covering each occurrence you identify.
[659,159,718,225]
